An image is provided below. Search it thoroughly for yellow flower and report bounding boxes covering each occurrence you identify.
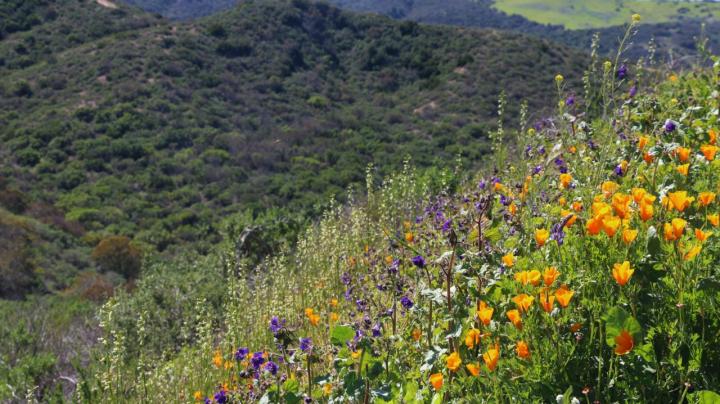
[612,261,634,286]
[709,129,718,145]
[535,228,550,247]
[695,228,713,243]
[323,383,333,395]
[477,301,494,326]
[559,173,573,189]
[351,350,362,360]
[516,341,531,359]
[601,215,622,237]
[193,391,203,401]
[555,74,564,84]
[677,164,690,176]
[601,181,619,198]
[213,350,223,368]
[604,60,613,72]
[674,147,691,162]
[543,267,560,286]
[512,294,534,312]
[622,229,638,245]
[683,244,702,261]
[539,289,555,313]
[701,144,719,161]
[632,188,647,204]
[502,252,515,267]
[412,328,422,342]
[405,232,414,243]
[465,328,482,349]
[483,344,500,372]
[709,214,720,227]
[507,309,522,329]
[329,312,339,322]
[667,191,694,212]
[664,217,687,241]
[429,373,443,391]
[555,286,574,308]
[330,298,339,307]
[446,352,462,372]
[466,363,480,376]
[632,14,641,23]
[699,192,716,207]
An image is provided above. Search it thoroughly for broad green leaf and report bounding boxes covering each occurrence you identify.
[689,390,720,404]
[282,378,300,394]
[330,325,355,346]
[403,381,419,403]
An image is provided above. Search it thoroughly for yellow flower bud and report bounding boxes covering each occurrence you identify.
[604,61,612,72]
[555,74,564,83]
[631,14,641,23]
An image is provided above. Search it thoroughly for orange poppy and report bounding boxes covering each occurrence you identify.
[555,287,574,308]
[516,341,531,359]
[543,267,561,286]
[483,345,500,372]
[612,261,634,286]
[429,373,443,390]
[614,330,634,355]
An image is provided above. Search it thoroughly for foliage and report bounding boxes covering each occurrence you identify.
[78,19,720,403]
[91,236,142,279]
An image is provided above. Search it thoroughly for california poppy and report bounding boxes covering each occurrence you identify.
[612,261,634,286]
[466,363,480,376]
[516,341,530,359]
[614,330,634,355]
[543,267,560,286]
[446,352,462,372]
[429,373,443,390]
[512,294,534,312]
[535,229,550,247]
[701,144,719,161]
[465,328,481,349]
[698,192,716,207]
[483,345,500,371]
[477,301,494,326]
[555,286,574,308]
[622,229,638,245]
[507,309,522,329]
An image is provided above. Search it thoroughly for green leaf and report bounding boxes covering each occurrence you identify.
[282,378,300,394]
[403,381,419,403]
[431,392,444,404]
[561,386,573,404]
[689,390,720,404]
[330,325,355,346]
[603,306,642,347]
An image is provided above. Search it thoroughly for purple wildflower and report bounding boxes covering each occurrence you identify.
[617,64,628,80]
[629,85,637,98]
[264,361,278,375]
[269,317,286,336]
[250,352,265,370]
[411,255,426,269]
[532,165,543,175]
[214,389,227,404]
[565,95,575,106]
[441,219,452,233]
[235,347,249,361]
[664,119,676,133]
[371,322,382,337]
[614,164,625,177]
[299,337,312,353]
[400,295,413,310]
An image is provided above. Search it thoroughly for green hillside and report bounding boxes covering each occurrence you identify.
[0,0,586,296]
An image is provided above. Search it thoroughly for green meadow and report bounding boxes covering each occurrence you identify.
[493,0,720,29]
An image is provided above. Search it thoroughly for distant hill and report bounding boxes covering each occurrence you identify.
[0,0,586,297]
[117,0,718,62]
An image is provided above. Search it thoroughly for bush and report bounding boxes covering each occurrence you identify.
[91,236,142,279]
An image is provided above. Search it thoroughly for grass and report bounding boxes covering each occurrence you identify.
[493,0,720,29]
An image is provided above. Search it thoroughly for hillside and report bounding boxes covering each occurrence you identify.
[0,0,586,296]
[119,0,720,63]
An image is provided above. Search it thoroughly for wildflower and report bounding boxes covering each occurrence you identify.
[512,294,534,312]
[329,312,339,322]
[566,95,575,106]
[664,218,687,241]
[601,215,622,237]
[429,373,443,391]
[250,352,265,370]
[570,323,582,333]
[674,146,691,162]
[539,289,555,313]
[372,322,382,337]
[684,244,702,261]
[411,328,421,342]
[559,173,573,189]
[614,330,634,355]
[502,252,515,267]
[214,389,228,404]
[638,136,649,151]
[465,328,482,349]
[269,316,286,336]
[586,216,603,235]
[616,64,628,80]
[330,298,338,307]
[629,85,637,98]
[299,337,313,353]
[535,228,550,247]
[351,350,361,360]
[612,261,634,286]
[555,287,574,308]
[709,214,720,227]
[542,267,560,286]
[677,164,689,176]
[632,13,641,23]
[405,232,414,243]
[213,350,223,368]
[701,144,719,161]
[400,296,414,310]
[235,347,249,361]
[601,181,619,198]
[466,363,480,376]
[446,352,462,372]
[631,188,647,204]
[194,391,203,401]
[665,120,677,133]
[709,129,717,145]
[516,341,531,359]
[509,203,518,215]
[323,383,333,395]
[643,152,655,164]
[695,228,713,243]
[561,210,576,227]
[699,192,716,207]
[483,345,500,372]
[265,361,279,375]
[555,74,564,84]
[572,201,583,212]
[603,60,612,72]
[477,301,494,326]
[411,255,426,269]
[622,229,638,245]
[507,309,522,329]
[639,200,654,221]
[612,193,633,219]
[667,191,694,212]
[308,313,320,326]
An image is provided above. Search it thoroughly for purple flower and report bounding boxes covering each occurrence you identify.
[388,259,400,275]
[341,272,352,285]
[264,361,278,375]
[588,139,598,150]
[538,146,546,155]
[532,165,543,175]
[551,222,565,246]
[371,322,382,337]
[559,166,568,174]
[441,219,452,233]
[355,299,367,312]
[478,180,487,189]
[499,194,510,206]
[629,85,637,98]
[300,337,313,353]
[411,255,426,269]
[214,389,227,404]
[205,399,211,404]
[251,352,265,369]
[565,95,575,106]
[400,295,413,310]
[617,64,628,80]
[269,317,286,336]
[235,347,249,361]
[664,119,676,133]
[614,164,625,176]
